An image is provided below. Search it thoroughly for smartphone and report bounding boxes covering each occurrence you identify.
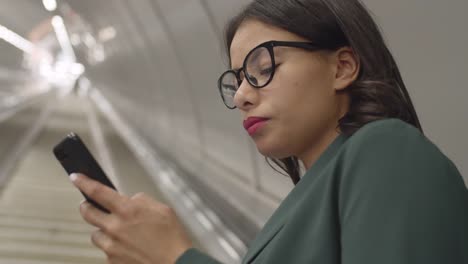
[53,132,117,213]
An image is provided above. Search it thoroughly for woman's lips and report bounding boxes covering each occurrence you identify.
[246,120,268,135]
[243,117,270,136]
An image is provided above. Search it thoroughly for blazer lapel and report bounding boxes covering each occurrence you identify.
[242,135,348,263]
[243,215,287,264]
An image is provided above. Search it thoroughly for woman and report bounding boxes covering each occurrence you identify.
[70,0,468,263]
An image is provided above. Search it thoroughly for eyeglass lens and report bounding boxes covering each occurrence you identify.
[220,46,273,108]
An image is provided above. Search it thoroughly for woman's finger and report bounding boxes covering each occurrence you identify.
[70,173,124,213]
[80,201,116,230]
[91,229,118,255]
[92,230,144,264]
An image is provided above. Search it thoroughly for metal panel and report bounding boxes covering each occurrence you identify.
[154,0,257,185]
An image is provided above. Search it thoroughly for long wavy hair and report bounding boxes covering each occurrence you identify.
[224,0,422,185]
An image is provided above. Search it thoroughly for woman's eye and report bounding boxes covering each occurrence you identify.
[259,66,273,75]
[260,64,280,75]
[223,84,236,92]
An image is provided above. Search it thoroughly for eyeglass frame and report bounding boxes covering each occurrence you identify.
[218,40,325,109]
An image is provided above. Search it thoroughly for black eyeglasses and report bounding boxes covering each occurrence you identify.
[217,40,323,109]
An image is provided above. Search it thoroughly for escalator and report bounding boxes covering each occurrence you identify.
[0,90,207,263]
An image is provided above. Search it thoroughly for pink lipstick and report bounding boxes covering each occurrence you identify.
[243,117,269,136]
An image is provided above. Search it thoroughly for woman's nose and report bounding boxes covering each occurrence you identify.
[233,80,258,110]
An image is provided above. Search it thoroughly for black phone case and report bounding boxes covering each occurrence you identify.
[53,132,117,213]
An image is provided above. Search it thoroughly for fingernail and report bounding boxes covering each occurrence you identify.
[80,200,88,209]
[70,173,79,182]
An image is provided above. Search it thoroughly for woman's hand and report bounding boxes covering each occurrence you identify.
[70,173,193,264]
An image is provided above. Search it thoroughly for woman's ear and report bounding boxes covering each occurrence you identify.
[332,47,360,91]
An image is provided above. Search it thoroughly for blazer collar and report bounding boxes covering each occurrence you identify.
[243,209,287,263]
[301,133,348,180]
[242,133,348,264]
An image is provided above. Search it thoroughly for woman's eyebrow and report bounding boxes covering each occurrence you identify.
[230,52,260,70]
[247,49,262,63]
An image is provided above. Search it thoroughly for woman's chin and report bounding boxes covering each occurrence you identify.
[255,140,290,159]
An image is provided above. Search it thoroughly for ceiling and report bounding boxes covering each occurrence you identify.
[0,0,51,72]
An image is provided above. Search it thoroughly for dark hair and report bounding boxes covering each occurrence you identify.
[224,0,422,185]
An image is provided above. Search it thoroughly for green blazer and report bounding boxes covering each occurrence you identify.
[177,119,468,264]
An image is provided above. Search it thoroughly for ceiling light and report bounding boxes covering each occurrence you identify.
[42,0,57,11]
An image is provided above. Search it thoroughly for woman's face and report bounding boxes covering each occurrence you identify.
[230,19,353,166]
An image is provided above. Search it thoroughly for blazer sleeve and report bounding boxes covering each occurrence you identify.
[338,120,468,264]
[176,248,223,264]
